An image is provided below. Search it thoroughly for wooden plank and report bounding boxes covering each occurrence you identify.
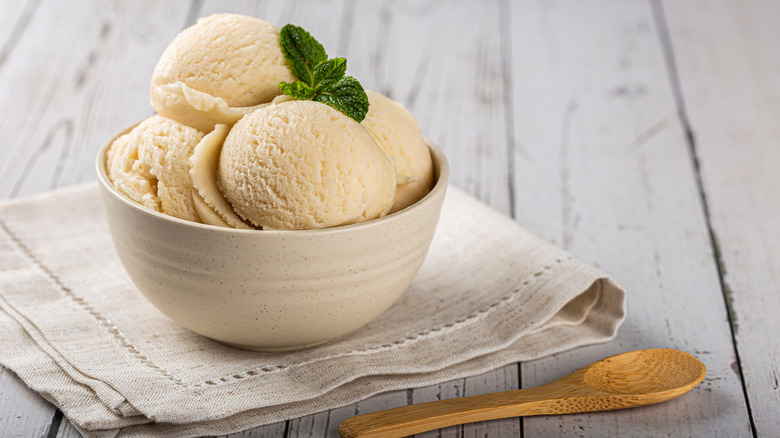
[0,2,57,437]
[0,0,192,200]
[411,379,466,438]
[287,390,409,437]
[0,0,40,67]
[0,367,54,438]
[411,365,521,438]
[0,0,191,436]
[54,418,81,438]
[218,423,287,438]
[347,0,512,214]
[286,410,328,438]
[661,0,780,434]
[0,1,768,438]
[199,0,348,53]
[378,6,519,436]
[329,1,517,437]
[0,1,84,435]
[459,367,521,437]
[504,0,751,436]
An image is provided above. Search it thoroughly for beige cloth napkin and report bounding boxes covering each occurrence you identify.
[0,183,625,438]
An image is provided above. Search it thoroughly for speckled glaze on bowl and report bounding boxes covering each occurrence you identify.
[96,125,449,351]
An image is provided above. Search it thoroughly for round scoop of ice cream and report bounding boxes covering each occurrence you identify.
[106,115,205,222]
[150,14,295,132]
[218,100,396,230]
[361,90,434,213]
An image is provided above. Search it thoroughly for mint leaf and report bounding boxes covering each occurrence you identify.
[279,25,327,85]
[312,58,347,91]
[313,76,370,122]
[278,81,315,100]
[279,24,369,122]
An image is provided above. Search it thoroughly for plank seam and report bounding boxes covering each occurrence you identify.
[499,0,517,223]
[45,409,62,438]
[649,1,757,436]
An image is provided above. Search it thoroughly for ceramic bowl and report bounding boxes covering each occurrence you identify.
[96,126,449,351]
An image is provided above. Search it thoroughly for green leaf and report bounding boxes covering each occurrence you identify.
[278,25,370,122]
[278,81,315,100]
[279,24,327,85]
[312,58,347,91]
[313,76,370,122]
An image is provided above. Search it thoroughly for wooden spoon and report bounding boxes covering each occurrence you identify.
[339,348,705,438]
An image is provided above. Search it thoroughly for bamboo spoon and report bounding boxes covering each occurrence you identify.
[339,348,705,438]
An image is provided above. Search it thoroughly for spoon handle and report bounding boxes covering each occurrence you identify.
[338,384,572,438]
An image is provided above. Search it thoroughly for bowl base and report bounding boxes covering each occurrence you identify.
[217,338,332,352]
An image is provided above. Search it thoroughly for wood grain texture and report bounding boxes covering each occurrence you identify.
[339,349,706,438]
[0,0,191,200]
[0,0,193,436]
[336,2,517,437]
[338,2,518,437]
[347,0,512,215]
[458,368,522,438]
[662,0,780,434]
[55,419,83,438]
[295,390,410,437]
[0,0,774,436]
[504,0,751,436]
[0,0,40,70]
[217,423,288,438]
[201,0,349,53]
[0,367,54,438]
[409,366,521,438]
[0,2,56,435]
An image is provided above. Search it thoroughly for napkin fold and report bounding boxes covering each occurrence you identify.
[0,183,625,438]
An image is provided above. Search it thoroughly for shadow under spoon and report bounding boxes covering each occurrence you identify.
[339,348,706,438]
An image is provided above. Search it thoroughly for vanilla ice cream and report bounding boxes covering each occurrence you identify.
[218,100,396,230]
[361,90,434,213]
[189,124,254,229]
[106,116,205,222]
[151,14,295,132]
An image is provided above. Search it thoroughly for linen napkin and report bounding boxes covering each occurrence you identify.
[0,183,625,438]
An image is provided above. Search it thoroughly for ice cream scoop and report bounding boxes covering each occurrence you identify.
[362,90,434,213]
[218,100,396,230]
[189,124,254,229]
[106,116,204,222]
[150,14,295,132]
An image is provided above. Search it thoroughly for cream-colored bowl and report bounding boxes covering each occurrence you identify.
[96,126,449,351]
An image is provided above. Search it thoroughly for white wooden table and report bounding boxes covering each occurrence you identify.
[1,1,777,436]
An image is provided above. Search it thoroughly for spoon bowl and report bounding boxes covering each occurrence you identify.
[339,349,706,438]
[583,348,705,395]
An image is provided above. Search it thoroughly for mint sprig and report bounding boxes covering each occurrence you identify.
[278,81,315,100]
[278,24,369,122]
[313,76,370,123]
[279,25,326,85]
[312,58,347,91]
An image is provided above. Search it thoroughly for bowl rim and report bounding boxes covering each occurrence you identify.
[96,122,450,236]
